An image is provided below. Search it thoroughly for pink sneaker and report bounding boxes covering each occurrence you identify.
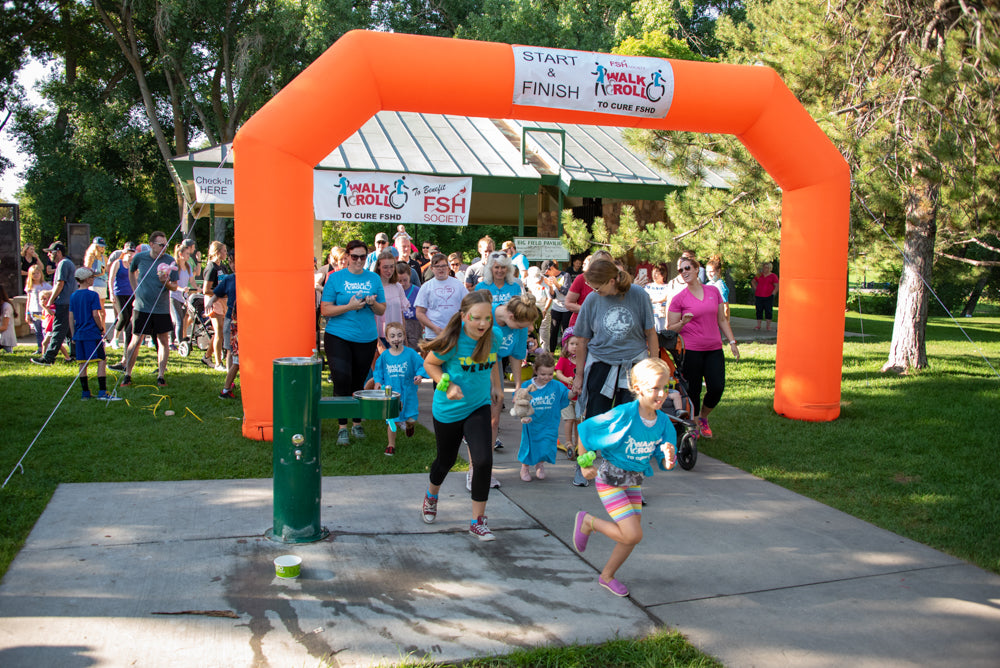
[698,417,713,438]
[469,515,495,541]
[599,576,629,597]
[421,494,437,524]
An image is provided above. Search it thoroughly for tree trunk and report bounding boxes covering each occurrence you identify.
[961,268,997,317]
[961,275,987,317]
[882,178,938,374]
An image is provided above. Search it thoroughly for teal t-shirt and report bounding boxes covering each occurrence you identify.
[577,400,675,477]
[476,281,522,311]
[322,268,386,342]
[497,323,528,359]
[432,326,502,423]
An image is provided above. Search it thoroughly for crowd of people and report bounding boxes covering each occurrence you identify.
[311,226,761,597]
[14,235,239,398]
[12,224,775,598]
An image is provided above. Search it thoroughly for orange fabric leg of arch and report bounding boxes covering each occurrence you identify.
[234,31,849,441]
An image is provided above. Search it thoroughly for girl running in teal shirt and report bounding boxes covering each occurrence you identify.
[420,291,504,541]
[571,358,677,597]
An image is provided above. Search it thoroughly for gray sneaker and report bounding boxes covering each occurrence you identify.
[572,463,590,487]
[337,429,349,446]
[350,423,365,439]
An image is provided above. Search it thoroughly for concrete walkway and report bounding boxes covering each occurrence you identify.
[3,319,995,668]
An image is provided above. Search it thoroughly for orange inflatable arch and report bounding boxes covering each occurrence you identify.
[234,30,849,441]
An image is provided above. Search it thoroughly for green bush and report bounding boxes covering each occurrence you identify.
[847,291,897,315]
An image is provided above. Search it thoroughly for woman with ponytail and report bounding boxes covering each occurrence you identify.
[569,259,658,421]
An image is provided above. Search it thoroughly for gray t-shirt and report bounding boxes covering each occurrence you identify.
[131,250,178,314]
[464,259,486,290]
[574,284,654,364]
[53,258,77,305]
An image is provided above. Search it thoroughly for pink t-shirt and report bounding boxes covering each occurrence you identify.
[754,273,779,297]
[668,286,724,351]
[567,273,592,327]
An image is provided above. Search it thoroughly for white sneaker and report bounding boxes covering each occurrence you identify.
[466,468,501,490]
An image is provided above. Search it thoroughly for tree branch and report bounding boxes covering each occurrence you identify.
[672,191,751,242]
[936,251,1000,267]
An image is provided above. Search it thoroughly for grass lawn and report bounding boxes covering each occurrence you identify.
[2,305,998,666]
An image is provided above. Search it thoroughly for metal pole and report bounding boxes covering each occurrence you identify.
[268,356,328,543]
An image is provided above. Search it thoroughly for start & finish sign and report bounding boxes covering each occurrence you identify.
[513,46,674,119]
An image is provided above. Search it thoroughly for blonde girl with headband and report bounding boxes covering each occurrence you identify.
[572,357,677,597]
[420,291,504,541]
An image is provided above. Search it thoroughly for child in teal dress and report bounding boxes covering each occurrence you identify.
[372,321,428,456]
[516,351,569,481]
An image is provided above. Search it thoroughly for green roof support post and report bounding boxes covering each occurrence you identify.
[558,189,564,237]
[267,356,329,543]
[522,127,567,240]
[518,193,525,237]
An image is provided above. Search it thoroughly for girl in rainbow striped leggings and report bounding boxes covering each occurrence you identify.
[570,358,677,597]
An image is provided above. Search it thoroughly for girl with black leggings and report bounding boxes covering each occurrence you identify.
[420,291,504,541]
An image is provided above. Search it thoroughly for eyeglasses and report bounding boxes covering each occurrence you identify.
[350,253,367,260]
[422,245,431,250]
[679,265,694,272]
[151,242,165,248]
[432,263,448,269]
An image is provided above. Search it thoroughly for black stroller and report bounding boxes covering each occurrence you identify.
[657,329,700,470]
[176,293,215,358]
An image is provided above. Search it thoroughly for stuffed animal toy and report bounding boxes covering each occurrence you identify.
[509,386,535,423]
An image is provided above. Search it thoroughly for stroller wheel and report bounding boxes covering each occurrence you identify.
[177,340,190,357]
[678,432,698,471]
